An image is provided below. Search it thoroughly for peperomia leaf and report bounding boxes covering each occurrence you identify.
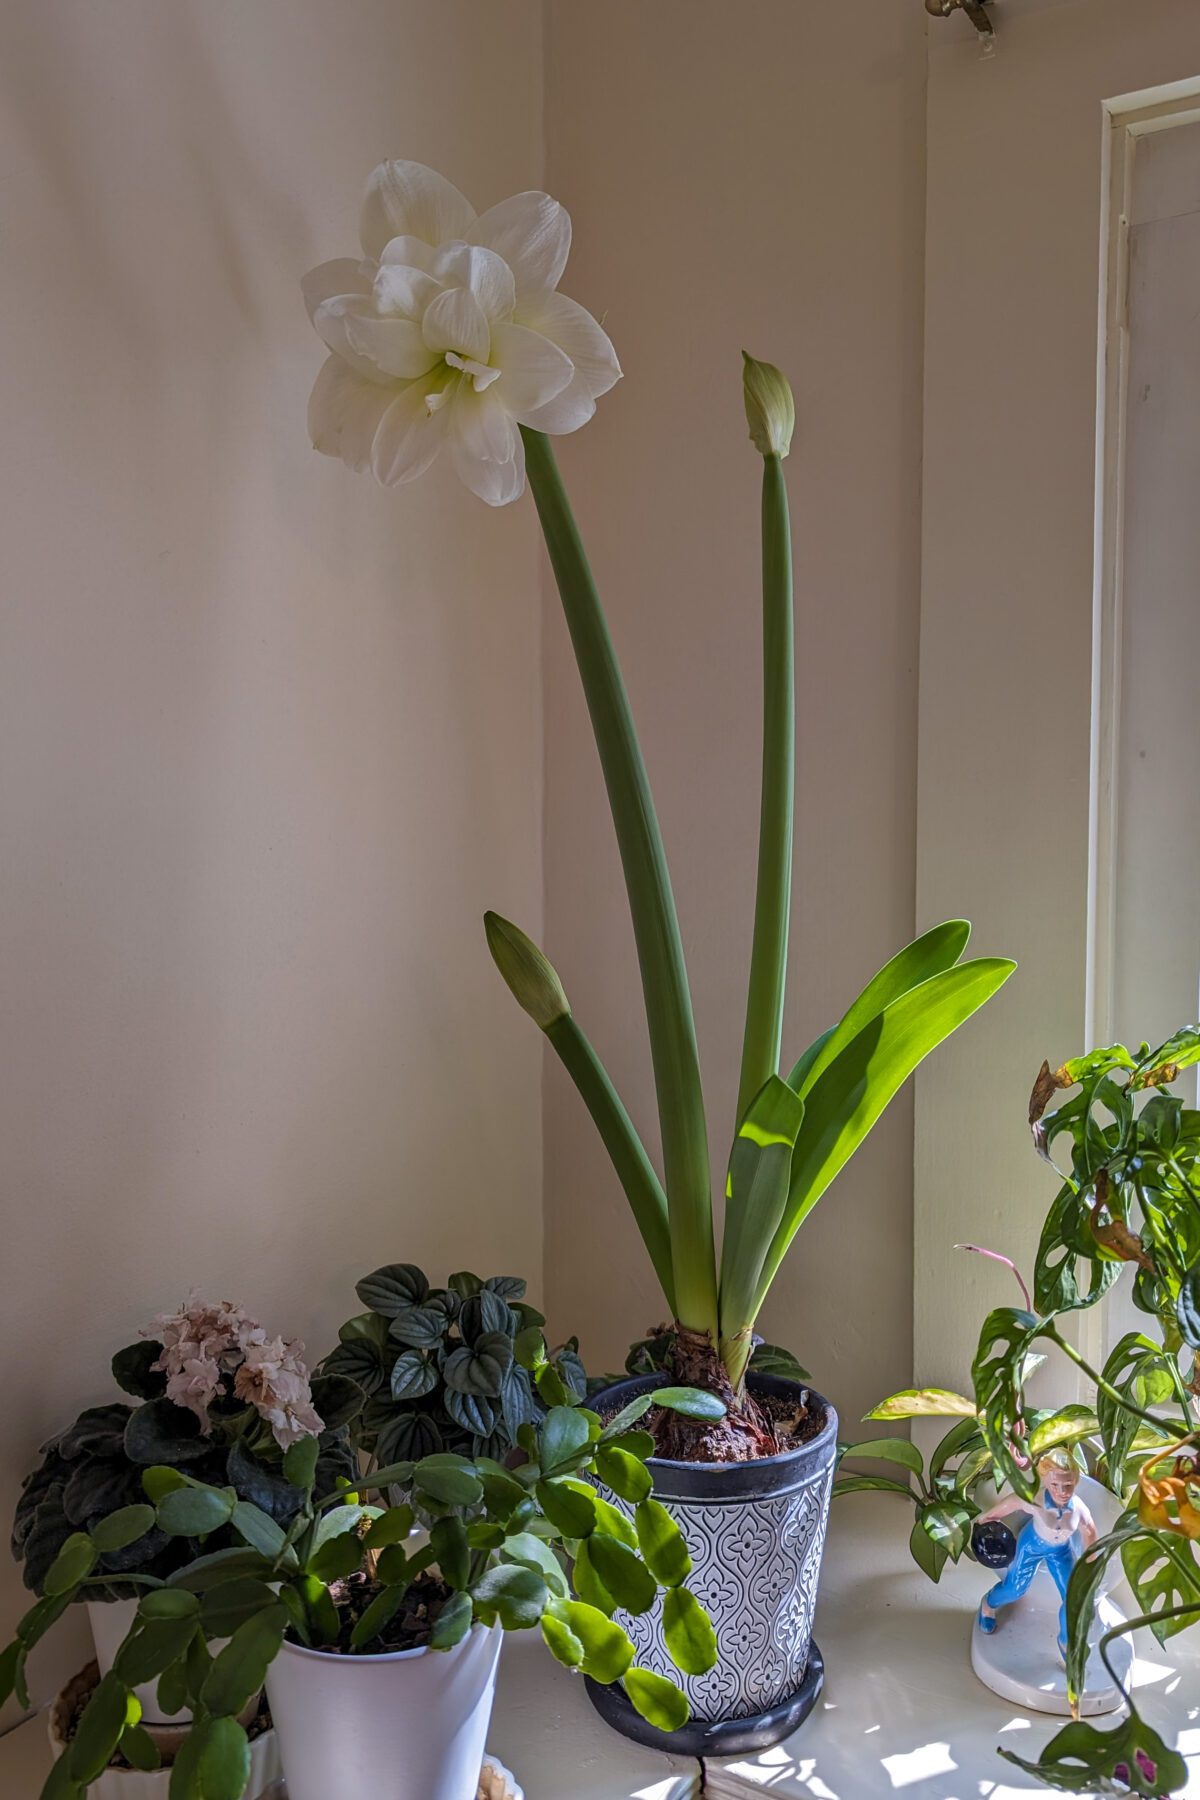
[355,1264,429,1317]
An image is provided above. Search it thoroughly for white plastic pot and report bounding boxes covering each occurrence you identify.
[50,1662,280,1800]
[265,1621,502,1800]
[88,1599,196,1727]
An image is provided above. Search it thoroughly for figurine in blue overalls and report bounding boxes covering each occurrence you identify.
[974,1448,1097,1655]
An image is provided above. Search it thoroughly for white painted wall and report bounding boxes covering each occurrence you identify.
[915,0,1200,1400]
[0,0,545,1705]
[540,0,928,1426]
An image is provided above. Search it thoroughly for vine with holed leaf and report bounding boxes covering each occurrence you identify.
[840,1027,1200,1796]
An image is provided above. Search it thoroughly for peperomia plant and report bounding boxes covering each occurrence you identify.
[301,160,1017,1458]
[2,1342,723,1798]
[322,1264,585,1465]
[846,1030,1200,1798]
[13,1301,359,1602]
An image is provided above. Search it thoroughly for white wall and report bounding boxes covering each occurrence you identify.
[540,0,928,1425]
[0,0,545,1700]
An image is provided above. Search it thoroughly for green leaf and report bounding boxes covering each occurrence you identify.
[540,1406,594,1475]
[863,1388,976,1421]
[572,1539,615,1616]
[351,1584,405,1650]
[157,1486,235,1538]
[430,1590,473,1650]
[971,1307,1048,1501]
[196,1716,251,1800]
[786,921,973,1099]
[471,1562,548,1630]
[364,1506,414,1551]
[413,1456,482,1508]
[502,1532,569,1599]
[166,1713,204,1800]
[748,1342,810,1382]
[167,1547,276,1591]
[67,1672,137,1783]
[115,1618,199,1687]
[111,1342,168,1400]
[321,1339,386,1397]
[1122,1528,1200,1645]
[761,957,1016,1304]
[928,1417,982,1484]
[444,1334,515,1398]
[918,1501,972,1561]
[634,1498,691,1587]
[662,1586,716,1675]
[431,1517,471,1591]
[388,1306,448,1351]
[475,1462,528,1519]
[283,1436,320,1491]
[201,1605,287,1716]
[1027,1405,1101,1461]
[840,1437,924,1477]
[1098,1333,1173,1489]
[138,1589,200,1621]
[552,1599,633,1682]
[199,1579,279,1639]
[586,1534,657,1615]
[90,1505,157,1554]
[0,1641,25,1712]
[124,1399,210,1467]
[650,1387,725,1421]
[542,1611,584,1667]
[537,1478,596,1538]
[141,1465,190,1504]
[833,1474,917,1499]
[719,1077,806,1362]
[156,1656,190,1718]
[1178,1264,1200,1349]
[120,1723,161,1772]
[623,1666,689,1733]
[230,1500,287,1561]
[999,1709,1186,1795]
[605,1428,657,1462]
[595,1446,652,1505]
[356,1264,428,1317]
[308,1373,364,1431]
[307,1530,365,1584]
[909,1514,947,1583]
[44,1533,97,1598]
[390,1349,440,1401]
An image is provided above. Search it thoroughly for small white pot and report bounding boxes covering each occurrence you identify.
[50,1663,280,1799]
[265,1622,502,1800]
[88,1599,234,1729]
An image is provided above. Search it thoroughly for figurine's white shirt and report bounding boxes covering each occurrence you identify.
[1030,1492,1083,1547]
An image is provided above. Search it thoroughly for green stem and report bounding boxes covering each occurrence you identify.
[736,453,794,1126]
[546,1015,676,1314]
[1097,1598,1200,1700]
[522,428,717,1341]
[1048,1329,1174,1433]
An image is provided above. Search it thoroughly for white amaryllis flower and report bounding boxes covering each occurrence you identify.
[302,161,620,505]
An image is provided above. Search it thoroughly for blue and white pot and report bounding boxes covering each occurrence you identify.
[587,1373,838,1756]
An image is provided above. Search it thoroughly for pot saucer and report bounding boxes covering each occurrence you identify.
[258,1754,523,1799]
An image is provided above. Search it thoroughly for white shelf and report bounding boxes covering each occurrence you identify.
[5,1500,1198,1799]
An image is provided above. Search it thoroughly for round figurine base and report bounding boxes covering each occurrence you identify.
[971,1592,1131,1717]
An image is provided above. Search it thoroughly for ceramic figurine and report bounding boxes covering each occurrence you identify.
[967,1452,1130,1717]
[974,1447,1098,1655]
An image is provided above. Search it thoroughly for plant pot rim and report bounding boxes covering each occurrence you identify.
[275,1617,500,1667]
[593,1371,838,1500]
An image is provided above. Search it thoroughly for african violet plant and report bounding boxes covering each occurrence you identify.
[843,1028,1200,1797]
[2,1328,722,1798]
[302,156,1016,1456]
[321,1264,585,1465]
[13,1299,358,1602]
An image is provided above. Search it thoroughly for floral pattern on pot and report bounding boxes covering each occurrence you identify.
[595,1376,838,1726]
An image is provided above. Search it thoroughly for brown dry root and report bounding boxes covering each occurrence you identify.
[649,1325,783,1463]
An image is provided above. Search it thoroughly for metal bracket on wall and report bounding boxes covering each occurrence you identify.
[925,0,995,36]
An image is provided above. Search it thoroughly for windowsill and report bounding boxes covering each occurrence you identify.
[4,1499,1197,1798]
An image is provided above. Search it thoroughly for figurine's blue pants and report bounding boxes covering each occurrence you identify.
[985,1523,1078,1645]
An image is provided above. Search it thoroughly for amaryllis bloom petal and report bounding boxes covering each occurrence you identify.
[359,160,476,260]
[305,160,619,502]
[467,191,571,300]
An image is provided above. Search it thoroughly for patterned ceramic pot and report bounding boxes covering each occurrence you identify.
[586,1372,838,1756]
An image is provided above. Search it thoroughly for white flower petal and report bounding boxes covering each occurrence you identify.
[373,263,442,320]
[308,355,396,474]
[490,322,573,420]
[453,385,516,465]
[431,244,516,324]
[313,297,401,381]
[360,160,476,260]
[378,236,441,273]
[467,192,571,300]
[301,258,372,324]
[341,309,438,380]
[422,286,490,363]
[371,380,451,487]
[515,290,621,400]
[519,370,598,435]
[451,410,526,506]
